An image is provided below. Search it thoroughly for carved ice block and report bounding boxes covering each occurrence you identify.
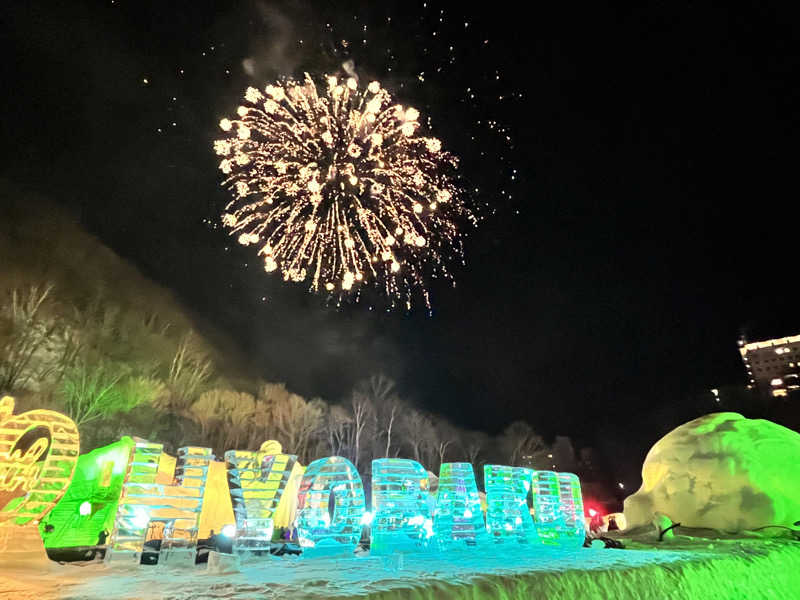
[371,458,432,554]
[432,462,487,548]
[532,470,566,545]
[0,396,79,567]
[557,472,586,548]
[225,449,297,554]
[106,443,212,564]
[484,464,538,545]
[295,456,365,557]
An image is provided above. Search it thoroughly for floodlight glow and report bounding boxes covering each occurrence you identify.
[221,524,236,538]
[79,501,91,516]
[132,511,149,529]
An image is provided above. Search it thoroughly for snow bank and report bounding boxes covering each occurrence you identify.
[2,541,800,599]
[624,412,800,532]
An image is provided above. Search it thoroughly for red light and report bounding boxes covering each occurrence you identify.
[588,508,597,517]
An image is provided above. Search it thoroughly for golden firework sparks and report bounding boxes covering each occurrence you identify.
[215,73,474,308]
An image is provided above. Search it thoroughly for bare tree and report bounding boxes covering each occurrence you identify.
[500,420,545,466]
[461,430,489,470]
[264,383,324,462]
[403,408,436,466]
[0,285,57,391]
[348,394,373,471]
[326,403,351,456]
[354,375,402,458]
[383,402,398,458]
[165,332,213,414]
[190,389,256,455]
[59,360,157,427]
[436,439,453,469]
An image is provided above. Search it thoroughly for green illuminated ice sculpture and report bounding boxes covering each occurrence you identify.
[484,464,538,545]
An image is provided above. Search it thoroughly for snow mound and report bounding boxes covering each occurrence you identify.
[624,412,800,532]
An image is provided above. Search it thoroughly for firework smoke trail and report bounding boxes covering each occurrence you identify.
[215,73,475,309]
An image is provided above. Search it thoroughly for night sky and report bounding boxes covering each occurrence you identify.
[4,2,799,484]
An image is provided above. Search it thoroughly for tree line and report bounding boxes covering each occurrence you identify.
[0,284,587,485]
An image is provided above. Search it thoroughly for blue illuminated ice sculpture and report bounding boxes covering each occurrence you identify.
[225,448,297,556]
[295,456,365,557]
[371,458,433,554]
[432,462,487,549]
[484,464,538,545]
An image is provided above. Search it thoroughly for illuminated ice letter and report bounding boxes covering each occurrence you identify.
[0,396,79,567]
[225,445,297,556]
[295,456,365,557]
[371,458,432,554]
[432,462,487,548]
[483,464,538,545]
[531,470,567,546]
[557,472,586,548]
[106,443,213,566]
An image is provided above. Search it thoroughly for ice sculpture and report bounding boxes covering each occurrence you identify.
[225,445,297,555]
[557,472,586,547]
[295,456,365,556]
[432,462,487,548]
[106,443,213,565]
[531,470,568,546]
[371,458,432,554]
[484,464,538,545]
[0,396,79,567]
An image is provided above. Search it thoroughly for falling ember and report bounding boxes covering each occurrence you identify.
[214,74,475,308]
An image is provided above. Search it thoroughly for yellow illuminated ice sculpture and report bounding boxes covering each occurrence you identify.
[225,440,298,556]
[105,441,213,566]
[0,396,79,567]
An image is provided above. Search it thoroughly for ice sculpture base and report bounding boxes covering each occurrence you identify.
[300,540,357,559]
[103,549,142,566]
[233,547,275,565]
[370,539,428,556]
[157,548,196,568]
[206,550,241,574]
[0,525,51,570]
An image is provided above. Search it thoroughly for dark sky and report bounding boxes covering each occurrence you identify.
[3,1,799,482]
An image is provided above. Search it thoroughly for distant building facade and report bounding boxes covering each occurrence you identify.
[738,333,800,397]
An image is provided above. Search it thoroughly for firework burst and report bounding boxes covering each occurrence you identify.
[214,73,474,309]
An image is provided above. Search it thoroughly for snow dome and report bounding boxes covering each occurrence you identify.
[624,412,800,532]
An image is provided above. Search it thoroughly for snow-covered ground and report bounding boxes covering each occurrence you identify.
[2,537,799,600]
